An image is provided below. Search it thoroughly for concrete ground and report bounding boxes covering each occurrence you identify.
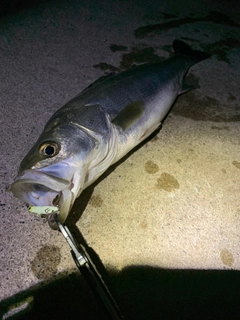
[0,0,240,319]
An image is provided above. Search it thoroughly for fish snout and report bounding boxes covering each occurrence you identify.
[11,170,74,226]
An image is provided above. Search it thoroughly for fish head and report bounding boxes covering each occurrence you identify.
[11,117,101,226]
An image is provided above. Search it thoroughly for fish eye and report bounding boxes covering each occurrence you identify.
[39,142,59,157]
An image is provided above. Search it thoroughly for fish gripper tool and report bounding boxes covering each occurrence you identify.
[53,213,125,320]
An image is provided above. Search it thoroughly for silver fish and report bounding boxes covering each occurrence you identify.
[11,40,209,226]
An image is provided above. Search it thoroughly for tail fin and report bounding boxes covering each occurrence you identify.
[173,40,210,64]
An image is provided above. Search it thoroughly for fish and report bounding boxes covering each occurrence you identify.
[11,40,209,227]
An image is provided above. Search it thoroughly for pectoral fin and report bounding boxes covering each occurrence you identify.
[180,80,194,94]
[112,100,145,131]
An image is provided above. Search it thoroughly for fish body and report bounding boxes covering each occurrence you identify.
[11,40,209,225]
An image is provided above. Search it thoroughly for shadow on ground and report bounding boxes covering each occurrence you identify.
[1,264,240,320]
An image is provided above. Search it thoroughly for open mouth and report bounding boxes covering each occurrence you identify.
[11,170,71,206]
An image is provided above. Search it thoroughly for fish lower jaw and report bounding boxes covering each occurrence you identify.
[24,189,73,230]
[24,189,60,208]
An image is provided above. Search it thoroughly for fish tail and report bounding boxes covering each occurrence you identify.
[173,40,210,64]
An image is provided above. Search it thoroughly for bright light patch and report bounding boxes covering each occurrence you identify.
[3,296,34,319]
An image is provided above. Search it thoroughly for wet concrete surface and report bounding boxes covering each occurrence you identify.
[0,0,240,319]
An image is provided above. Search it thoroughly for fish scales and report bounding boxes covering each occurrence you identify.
[11,40,210,226]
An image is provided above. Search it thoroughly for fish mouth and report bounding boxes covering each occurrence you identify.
[11,169,74,224]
